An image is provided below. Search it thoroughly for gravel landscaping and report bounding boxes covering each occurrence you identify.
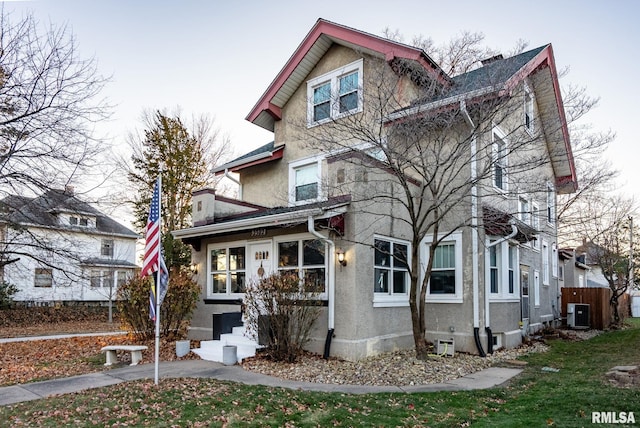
[242,342,549,386]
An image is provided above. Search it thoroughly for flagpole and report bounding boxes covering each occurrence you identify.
[154,174,162,385]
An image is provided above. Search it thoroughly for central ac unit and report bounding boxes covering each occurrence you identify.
[567,303,590,329]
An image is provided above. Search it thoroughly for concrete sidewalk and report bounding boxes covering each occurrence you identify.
[0,359,522,406]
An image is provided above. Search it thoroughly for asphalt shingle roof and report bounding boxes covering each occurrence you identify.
[0,189,139,238]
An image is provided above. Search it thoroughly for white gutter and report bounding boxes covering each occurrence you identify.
[222,168,242,199]
[172,206,340,240]
[386,86,497,123]
[307,216,335,331]
[212,151,275,174]
[461,101,481,334]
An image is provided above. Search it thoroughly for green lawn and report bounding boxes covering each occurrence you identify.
[2,320,639,427]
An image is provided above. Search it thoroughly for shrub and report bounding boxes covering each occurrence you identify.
[0,282,18,309]
[243,272,322,363]
[116,270,200,340]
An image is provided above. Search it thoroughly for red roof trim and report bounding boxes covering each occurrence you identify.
[216,145,285,174]
[504,45,576,192]
[246,18,449,125]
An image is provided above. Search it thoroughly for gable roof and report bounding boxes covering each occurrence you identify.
[212,141,285,174]
[386,44,577,194]
[246,18,450,132]
[0,189,139,238]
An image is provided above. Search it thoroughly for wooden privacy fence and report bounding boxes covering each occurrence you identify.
[561,287,630,330]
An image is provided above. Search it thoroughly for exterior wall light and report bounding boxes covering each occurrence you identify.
[190,263,199,274]
[337,249,347,267]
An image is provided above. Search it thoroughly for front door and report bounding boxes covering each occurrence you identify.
[248,241,274,285]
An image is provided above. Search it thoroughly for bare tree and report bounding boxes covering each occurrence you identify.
[298,44,569,358]
[0,8,111,273]
[573,194,637,325]
[383,28,620,249]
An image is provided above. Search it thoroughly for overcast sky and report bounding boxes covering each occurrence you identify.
[5,0,640,220]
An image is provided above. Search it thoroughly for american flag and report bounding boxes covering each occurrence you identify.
[141,178,168,320]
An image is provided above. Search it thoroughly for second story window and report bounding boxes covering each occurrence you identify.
[547,183,556,224]
[101,239,114,257]
[524,84,534,133]
[307,59,363,126]
[492,129,508,191]
[289,157,323,205]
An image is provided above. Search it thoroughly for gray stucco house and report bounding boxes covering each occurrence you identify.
[174,19,577,360]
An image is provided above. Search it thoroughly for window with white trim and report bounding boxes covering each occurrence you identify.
[551,242,558,278]
[524,84,534,133]
[508,245,517,294]
[492,129,508,191]
[101,239,114,257]
[531,202,540,251]
[307,59,363,126]
[209,245,246,296]
[425,232,463,302]
[542,240,550,285]
[547,183,555,224]
[374,237,409,297]
[519,197,530,225]
[534,270,540,307]
[277,238,326,293]
[487,239,519,299]
[90,269,131,289]
[489,244,499,294]
[289,157,323,205]
[34,268,53,288]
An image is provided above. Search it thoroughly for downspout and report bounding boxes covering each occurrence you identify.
[223,168,242,199]
[485,224,518,354]
[308,215,335,359]
[461,101,485,357]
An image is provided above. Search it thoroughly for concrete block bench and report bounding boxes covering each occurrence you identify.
[101,345,148,366]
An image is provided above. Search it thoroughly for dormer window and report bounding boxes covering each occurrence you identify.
[307,59,363,126]
[69,216,90,227]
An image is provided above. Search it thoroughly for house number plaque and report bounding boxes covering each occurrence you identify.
[251,228,267,237]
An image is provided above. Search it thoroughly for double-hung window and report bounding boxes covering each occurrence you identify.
[524,84,534,133]
[34,268,53,288]
[277,238,326,293]
[289,157,323,205]
[374,237,409,294]
[209,245,246,296]
[542,240,550,285]
[101,239,114,257]
[487,239,519,300]
[547,183,556,224]
[425,232,463,302]
[531,202,540,251]
[492,128,508,191]
[519,197,530,225]
[307,59,363,126]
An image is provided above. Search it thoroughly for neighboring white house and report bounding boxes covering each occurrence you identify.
[0,188,139,303]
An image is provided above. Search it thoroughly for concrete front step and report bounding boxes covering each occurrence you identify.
[194,331,261,364]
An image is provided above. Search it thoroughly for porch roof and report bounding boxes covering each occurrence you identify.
[173,195,350,242]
